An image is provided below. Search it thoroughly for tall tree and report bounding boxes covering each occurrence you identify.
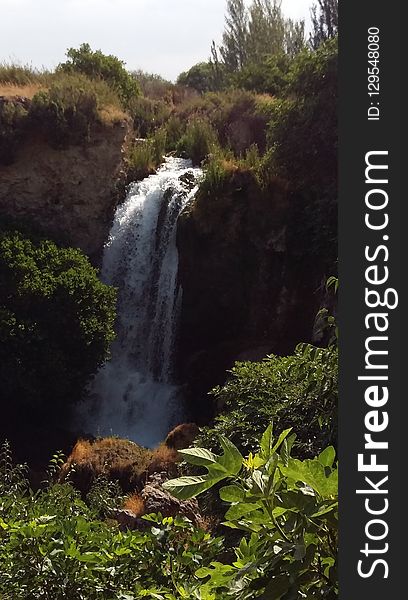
[310,0,338,49]
[219,0,249,71]
[247,0,286,61]
[284,18,306,57]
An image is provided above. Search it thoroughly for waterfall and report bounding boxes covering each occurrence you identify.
[77,157,202,448]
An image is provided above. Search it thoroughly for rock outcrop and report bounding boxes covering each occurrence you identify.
[164,423,200,450]
[176,168,335,419]
[0,109,131,260]
[112,472,203,530]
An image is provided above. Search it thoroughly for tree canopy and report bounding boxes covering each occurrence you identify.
[0,231,117,423]
[59,43,140,106]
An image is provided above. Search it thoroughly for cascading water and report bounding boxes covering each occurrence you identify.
[77,157,202,447]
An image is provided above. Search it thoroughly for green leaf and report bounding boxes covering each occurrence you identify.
[219,485,245,503]
[318,446,336,468]
[225,502,261,521]
[163,474,226,500]
[260,423,274,458]
[177,447,218,467]
[281,458,338,498]
[271,428,293,455]
[218,436,243,475]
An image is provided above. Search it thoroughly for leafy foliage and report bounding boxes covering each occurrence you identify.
[177,62,222,94]
[0,441,223,600]
[0,231,117,424]
[310,0,338,49]
[217,0,305,73]
[0,425,337,599]
[165,425,338,599]
[198,343,338,459]
[176,119,219,166]
[126,127,167,181]
[59,43,140,107]
[29,75,100,146]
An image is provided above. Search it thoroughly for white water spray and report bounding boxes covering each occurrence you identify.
[77,157,202,447]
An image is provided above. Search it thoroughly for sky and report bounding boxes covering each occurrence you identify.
[0,0,312,81]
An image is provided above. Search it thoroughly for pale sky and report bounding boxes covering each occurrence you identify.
[0,0,312,81]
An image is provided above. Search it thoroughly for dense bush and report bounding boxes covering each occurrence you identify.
[128,95,171,137]
[0,425,337,599]
[177,62,223,93]
[176,119,219,165]
[0,231,117,425]
[197,343,338,459]
[59,43,140,107]
[173,91,274,158]
[267,38,337,195]
[165,425,338,599]
[30,76,99,146]
[131,69,174,101]
[0,442,222,599]
[126,127,167,181]
[234,53,290,95]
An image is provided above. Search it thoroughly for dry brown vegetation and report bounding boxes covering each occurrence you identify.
[59,424,199,494]
[122,492,145,516]
[148,444,179,476]
[0,83,44,99]
[60,437,153,493]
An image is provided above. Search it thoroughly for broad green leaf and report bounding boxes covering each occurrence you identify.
[251,469,266,494]
[281,458,338,498]
[219,485,245,503]
[177,447,218,467]
[271,428,293,455]
[163,474,226,500]
[225,502,261,521]
[195,562,235,584]
[318,446,336,468]
[217,436,243,475]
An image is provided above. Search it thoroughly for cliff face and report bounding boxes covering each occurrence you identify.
[176,169,332,419]
[0,116,131,259]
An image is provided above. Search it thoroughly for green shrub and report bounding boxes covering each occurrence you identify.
[0,441,223,599]
[267,38,337,194]
[127,140,156,180]
[174,90,273,157]
[198,151,234,197]
[131,69,174,101]
[164,115,185,151]
[0,427,337,599]
[127,127,167,181]
[177,61,223,93]
[0,231,117,424]
[197,343,338,458]
[165,424,338,599]
[234,53,291,95]
[176,118,219,165]
[58,43,140,107]
[128,95,171,137]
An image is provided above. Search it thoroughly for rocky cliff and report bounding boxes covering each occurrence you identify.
[0,104,131,260]
[176,168,334,420]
